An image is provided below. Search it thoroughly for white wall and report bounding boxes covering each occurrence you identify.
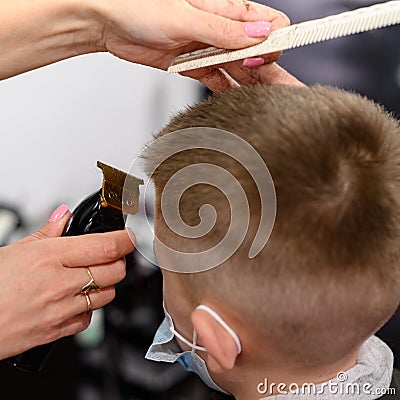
[0,53,201,232]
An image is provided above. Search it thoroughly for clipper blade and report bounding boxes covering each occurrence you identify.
[97,161,144,215]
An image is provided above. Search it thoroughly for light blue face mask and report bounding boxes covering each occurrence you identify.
[145,303,242,394]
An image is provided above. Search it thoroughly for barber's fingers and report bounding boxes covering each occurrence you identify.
[187,0,290,29]
[182,8,272,49]
[47,229,135,268]
[14,206,133,263]
[55,286,116,332]
[238,62,305,86]
[71,286,116,318]
[58,311,93,340]
[183,61,259,91]
[34,288,116,344]
[16,204,71,245]
[58,284,115,338]
[182,49,283,91]
[67,258,127,296]
[190,62,305,93]
[187,67,240,93]
[81,286,117,310]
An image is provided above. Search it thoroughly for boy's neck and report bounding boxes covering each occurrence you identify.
[222,350,358,400]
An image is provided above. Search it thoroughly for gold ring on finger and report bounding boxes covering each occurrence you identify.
[84,292,92,314]
[81,267,102,294]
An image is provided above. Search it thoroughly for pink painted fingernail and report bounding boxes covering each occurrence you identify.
[49,204,69,222]
[244,21,272,38]
[242,57,265,68]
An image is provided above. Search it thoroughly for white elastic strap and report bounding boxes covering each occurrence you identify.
[196,305,242,354]
[192,329,199,355]
[170,326,207,352]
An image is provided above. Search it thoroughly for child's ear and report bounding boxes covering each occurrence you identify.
[191,308,239,374]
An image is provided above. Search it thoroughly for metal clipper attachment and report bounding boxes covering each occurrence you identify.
[97,161,143,215]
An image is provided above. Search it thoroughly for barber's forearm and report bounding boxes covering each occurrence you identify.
[0,0,102,80]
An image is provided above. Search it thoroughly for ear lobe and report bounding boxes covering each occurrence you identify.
[191,308,239,373]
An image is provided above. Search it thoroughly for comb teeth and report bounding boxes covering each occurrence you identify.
[168,0,400,73]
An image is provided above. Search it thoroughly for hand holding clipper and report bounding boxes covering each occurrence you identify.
[4,161,143,372]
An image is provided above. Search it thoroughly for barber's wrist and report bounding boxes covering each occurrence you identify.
[82,0,118,53]
[0,0,105,80]
[62,0,106,55]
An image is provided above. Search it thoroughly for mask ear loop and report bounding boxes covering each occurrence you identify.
[192,329,200,355]
[164,300,206,352]
[168,305,242,355]
[196,305,242,354]
[170,326,207,352]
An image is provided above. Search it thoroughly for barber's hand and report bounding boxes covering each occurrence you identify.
[97,0,289,74]
[0,205,134,360]
[188,61,306,93]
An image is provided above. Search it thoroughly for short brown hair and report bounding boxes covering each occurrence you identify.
[142,84,400,366]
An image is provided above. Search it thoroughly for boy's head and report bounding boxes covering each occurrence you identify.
[142,84,400,391]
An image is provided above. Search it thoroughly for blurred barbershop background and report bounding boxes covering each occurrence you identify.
[0,0,399,399]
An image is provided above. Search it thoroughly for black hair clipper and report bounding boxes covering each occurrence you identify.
[5,161,143,372]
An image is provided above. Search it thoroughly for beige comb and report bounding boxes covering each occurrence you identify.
[168,0,400,73]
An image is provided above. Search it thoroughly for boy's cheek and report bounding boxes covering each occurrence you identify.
[161,268,194,337]
[160,268,178,310]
